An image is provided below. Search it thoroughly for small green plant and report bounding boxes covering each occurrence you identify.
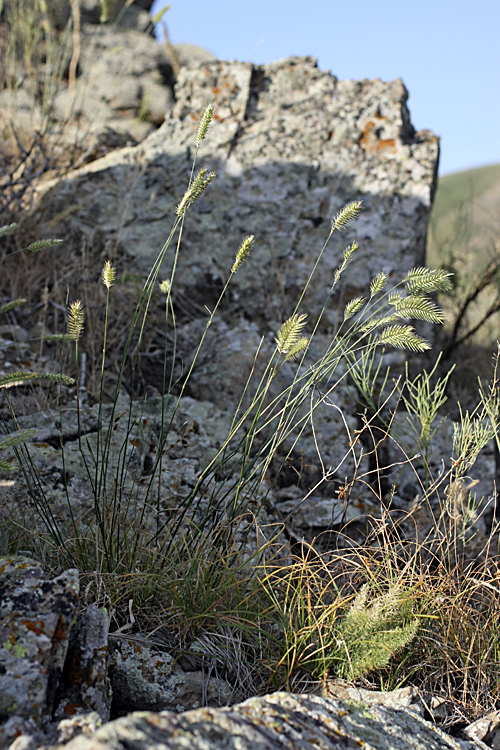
[260,545,417,689]
[331,584,418,681]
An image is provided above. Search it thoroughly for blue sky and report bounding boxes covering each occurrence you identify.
[151,0,499,176]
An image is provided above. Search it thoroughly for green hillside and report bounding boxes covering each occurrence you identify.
[427,162,500,350]
[427,162,500,267]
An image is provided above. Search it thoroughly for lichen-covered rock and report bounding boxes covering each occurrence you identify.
[464,710,500,748]
[38,57,439,318]
[0,557,79,748]
[37,691,488,750]
[108,639,233,715]
[55,605,112,723]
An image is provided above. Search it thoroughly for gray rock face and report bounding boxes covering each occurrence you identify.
[108,639,233,715]
[55,605,112,723]
[37,54,438,401]
[0,557,79,747]
[39,56,439,314]
[39,692,488,750]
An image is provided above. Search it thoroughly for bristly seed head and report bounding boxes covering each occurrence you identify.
[231,235,254,273]
[332,200,363,232]
[25,238,63,252]
[196,102,215,147]
[176,169,217,217]
[101,260,116,289]
[276,313,308,355]
[285,337,309,362]
[370,272,388,298]
[67,300,84,341]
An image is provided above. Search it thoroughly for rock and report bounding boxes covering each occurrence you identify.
[50,24,175,143]
[0,557,79,748]
[108,639,233,715]
[36,691,488,750]
[320,680,424,714]
[55,606,112,723]
[464,711,500,749]
[172,43,216,68]
[80,0,152,29]
[38,57,438,314]
[55,711,103,744]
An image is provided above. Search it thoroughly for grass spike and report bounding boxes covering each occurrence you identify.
[332,200,363,232]
[196,102,215,147]
[24,238,63,252]
[67,300,84,341]
[344,296,365,320]
[379,325,431,352]
[101,260,116,289]
[285,337,309,362]
[232,235,254,273]
[370,272,387,298]
[276,313,308,355]
[0,223,19,238]
[394,296,445,324]
[404,267,453,294]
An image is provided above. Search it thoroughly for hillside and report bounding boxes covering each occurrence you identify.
[427,162,500,267]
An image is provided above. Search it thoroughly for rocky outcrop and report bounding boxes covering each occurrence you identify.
[38,56,439,311]
[4,37,493,540]
[34,56,440,484]
[0,557,236,749]
[40,693,488,750]
[0,557,79,747]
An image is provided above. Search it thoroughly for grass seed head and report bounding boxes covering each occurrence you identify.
[67,300,84,341]
[232,235,254,273]
[196,102,215,147]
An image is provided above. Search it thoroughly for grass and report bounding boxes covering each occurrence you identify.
[1,20,500,724]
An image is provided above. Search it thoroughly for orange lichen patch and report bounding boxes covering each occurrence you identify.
[54,617,69,640]
[359,121,397,153]
[21,619,46,636]
[378,139,396,150]
[211,87,220,95]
